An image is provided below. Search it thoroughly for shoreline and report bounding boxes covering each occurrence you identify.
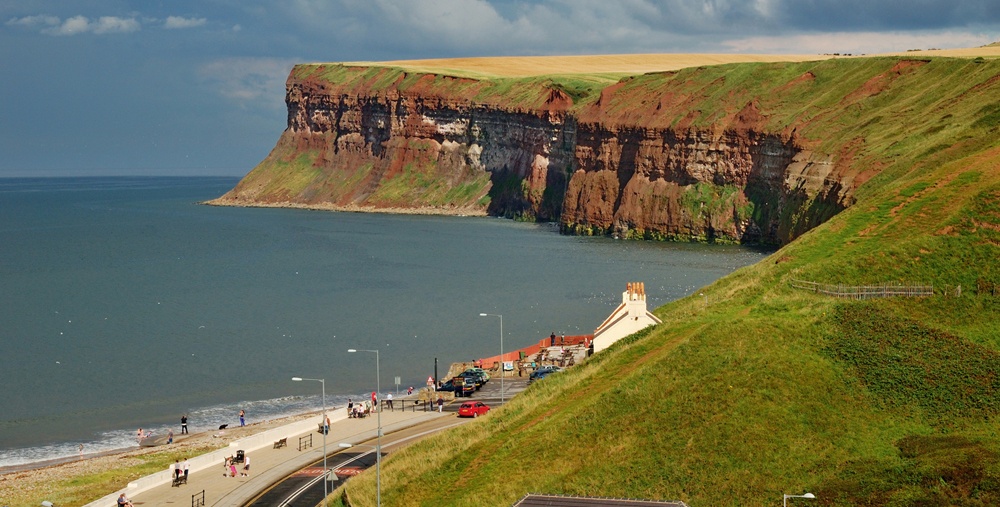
[0,408,322,476]
[202,197,489,217]
[0,409,325,506]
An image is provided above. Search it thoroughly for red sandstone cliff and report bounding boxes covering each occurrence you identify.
[210,61,902,245]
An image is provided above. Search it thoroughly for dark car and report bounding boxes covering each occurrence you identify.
[437,380,456,392]
[452,376,476,397]
[460,370,488,388]
[529,365,562,383]
[529,365,561,380]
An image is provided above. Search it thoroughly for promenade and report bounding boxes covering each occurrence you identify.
[87,406,445,507]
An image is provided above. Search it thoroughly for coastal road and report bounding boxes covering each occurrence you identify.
[244,377,529,506]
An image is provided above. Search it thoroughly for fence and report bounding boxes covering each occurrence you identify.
[790,279,933,299]
[298,434,313,451]
[191,490,205,507]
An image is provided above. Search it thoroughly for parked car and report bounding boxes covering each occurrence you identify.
[464,367,491,382]
[452,376,476,397]
[457,401,490,418]
[460,370,488,388]
[529,365,562,380]
[437,380,456,392]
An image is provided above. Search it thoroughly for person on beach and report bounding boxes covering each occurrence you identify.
[181,414,188,434]
[407,386,414,395]
[239,409,246,427]
[136,428,143,443]
[167,429,174,444]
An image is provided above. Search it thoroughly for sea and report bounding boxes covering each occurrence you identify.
[0,176,768,468]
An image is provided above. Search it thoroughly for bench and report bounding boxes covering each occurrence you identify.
[171,474,187,487]
[317,423,329,434]
[273,437,287,449]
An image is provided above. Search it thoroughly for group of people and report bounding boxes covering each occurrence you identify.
[223,454,250,477]
[171,458,190,480]
[347,398,374,418]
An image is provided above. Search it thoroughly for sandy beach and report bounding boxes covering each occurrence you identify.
[0,410,320,506]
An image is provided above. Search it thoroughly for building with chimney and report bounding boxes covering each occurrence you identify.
[592,282,662,353]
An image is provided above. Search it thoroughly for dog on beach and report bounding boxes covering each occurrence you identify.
[218,424,228,430]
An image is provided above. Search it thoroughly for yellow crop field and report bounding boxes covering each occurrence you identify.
[330,44,999,79]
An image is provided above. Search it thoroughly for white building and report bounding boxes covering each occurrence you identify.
[592,282,662,353]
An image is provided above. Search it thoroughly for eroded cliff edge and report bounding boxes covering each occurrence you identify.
[211,57,995,245]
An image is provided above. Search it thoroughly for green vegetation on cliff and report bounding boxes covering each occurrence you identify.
[329,55,1000,507]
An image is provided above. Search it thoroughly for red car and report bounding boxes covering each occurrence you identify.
[457,401,490,418]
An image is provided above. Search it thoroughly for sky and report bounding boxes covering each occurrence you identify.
[2,1,998,177]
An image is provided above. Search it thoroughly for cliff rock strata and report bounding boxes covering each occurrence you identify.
[212,62,878,245]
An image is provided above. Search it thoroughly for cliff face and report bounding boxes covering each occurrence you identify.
[212,58,966,245]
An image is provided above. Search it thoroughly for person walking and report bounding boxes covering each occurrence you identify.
[437,395,444,413]
[241,454,251,476]
[386,392,393,410]
[180,414,188,434]
[183,458,190,480]
[239,409,245,427]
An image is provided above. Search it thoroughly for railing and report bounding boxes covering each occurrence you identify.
[298,434,312,451]
[791,279,934,299]
[191,490,205,507]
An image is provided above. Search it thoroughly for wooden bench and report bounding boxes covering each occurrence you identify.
[273,437,287,449]
[171,474,187,487]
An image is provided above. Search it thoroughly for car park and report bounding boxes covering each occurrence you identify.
[457,401,490,418]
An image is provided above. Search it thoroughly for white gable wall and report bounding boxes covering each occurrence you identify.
[592,282,662,353]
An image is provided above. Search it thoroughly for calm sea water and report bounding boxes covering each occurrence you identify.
[0,176,767,467]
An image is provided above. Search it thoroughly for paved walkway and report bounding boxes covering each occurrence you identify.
[109,407,444,507]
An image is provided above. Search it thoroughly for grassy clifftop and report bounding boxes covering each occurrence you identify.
[329,55,1000,506]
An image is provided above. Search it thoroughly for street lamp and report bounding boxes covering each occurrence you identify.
[783,493,816,507]
[292,377,329,500]
[479,313,504,403]
[348,348,381,507]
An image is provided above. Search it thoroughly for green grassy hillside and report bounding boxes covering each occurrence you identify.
[330,57,1000,506]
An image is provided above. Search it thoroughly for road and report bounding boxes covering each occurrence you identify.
[244,376,529,506]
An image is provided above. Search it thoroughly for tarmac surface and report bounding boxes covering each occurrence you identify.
[121,377,529,507]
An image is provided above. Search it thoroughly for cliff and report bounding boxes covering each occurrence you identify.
[211,57,1000,245]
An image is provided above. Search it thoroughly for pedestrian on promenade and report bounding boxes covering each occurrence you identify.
[241,454,251,476]
[239,409,246,427]
[347,398,354,417]
[386,392,393,410]
[437,395,444,413]
[183,458,190,480]
[181,414,188,434]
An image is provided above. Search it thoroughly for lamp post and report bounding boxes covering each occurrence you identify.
[479,313,504,403]
[292,377,328,500]
[348,348,380,507]
[783,493,816,507]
